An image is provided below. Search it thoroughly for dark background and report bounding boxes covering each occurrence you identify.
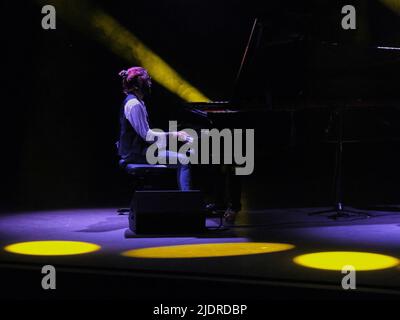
[2,0,400,212]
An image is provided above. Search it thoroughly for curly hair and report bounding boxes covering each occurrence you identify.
[118,67,152,95]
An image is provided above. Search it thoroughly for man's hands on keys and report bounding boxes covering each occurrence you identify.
[172,131,193,143]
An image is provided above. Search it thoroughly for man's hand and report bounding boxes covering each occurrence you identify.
[171,131,193,142]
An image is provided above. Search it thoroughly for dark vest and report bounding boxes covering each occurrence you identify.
[118,94,149,163]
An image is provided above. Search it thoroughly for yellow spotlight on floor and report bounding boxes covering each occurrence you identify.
[293,251,399,271]
[4,241,101,256]
[122,242,295,259]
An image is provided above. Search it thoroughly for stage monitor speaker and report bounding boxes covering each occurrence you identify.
[129,190,206,234]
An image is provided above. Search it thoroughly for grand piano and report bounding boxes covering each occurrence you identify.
[180,6,400,213]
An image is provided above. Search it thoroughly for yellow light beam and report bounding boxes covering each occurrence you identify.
[380,0,400,14]
[35,0,209,102]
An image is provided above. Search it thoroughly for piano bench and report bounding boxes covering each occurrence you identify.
[123,163,169,175]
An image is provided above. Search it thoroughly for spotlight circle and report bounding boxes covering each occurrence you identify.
[4,240,101,256]
[293,251,399,271]
[122,242,295,259]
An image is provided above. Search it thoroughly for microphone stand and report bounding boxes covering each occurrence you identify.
[309,105,370,219]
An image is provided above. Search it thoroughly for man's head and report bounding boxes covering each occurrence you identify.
[119,66,152,97]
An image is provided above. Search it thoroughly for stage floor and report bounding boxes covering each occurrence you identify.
[0,207,400,300]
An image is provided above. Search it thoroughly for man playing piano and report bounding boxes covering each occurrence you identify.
[117,66,192,191]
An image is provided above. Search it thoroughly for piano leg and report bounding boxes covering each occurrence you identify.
[207,164,242,223]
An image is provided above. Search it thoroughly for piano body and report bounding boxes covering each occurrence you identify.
[178,3,400,208]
